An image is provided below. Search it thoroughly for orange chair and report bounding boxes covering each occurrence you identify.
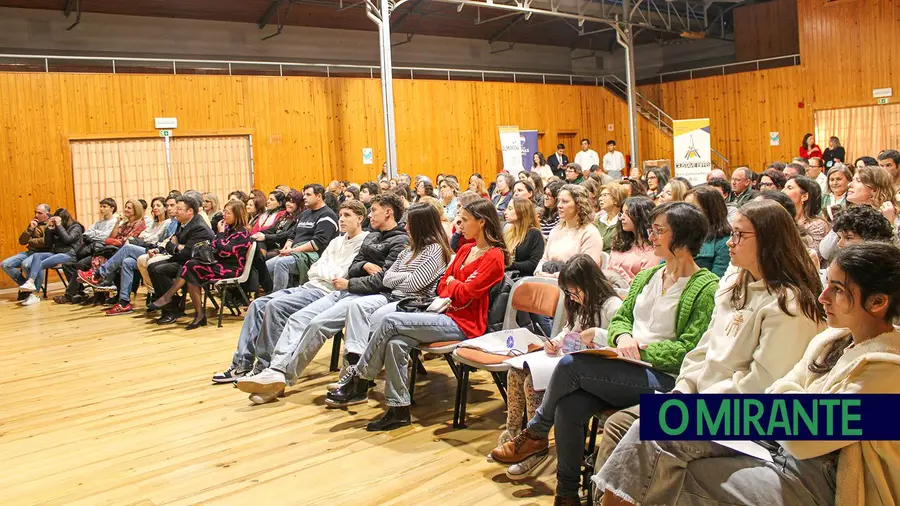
[448,276,566,428]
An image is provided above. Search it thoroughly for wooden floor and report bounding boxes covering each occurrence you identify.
[0,287,558,506]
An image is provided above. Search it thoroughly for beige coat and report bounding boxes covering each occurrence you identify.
[768,326,900,506]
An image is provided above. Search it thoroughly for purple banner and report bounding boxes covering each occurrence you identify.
[520,130,539,172]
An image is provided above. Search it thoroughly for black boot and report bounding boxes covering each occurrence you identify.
[366,406,411,432]
[325,374,370,407]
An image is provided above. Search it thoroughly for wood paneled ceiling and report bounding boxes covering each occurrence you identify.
[0,0,725,51]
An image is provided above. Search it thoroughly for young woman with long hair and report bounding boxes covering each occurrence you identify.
[254,189,302,259]
[536,184,605,274]
[250,190,286,234]
[822,135,845,169]
[438,177,460,220]
[532,152,553,181]
[592,200,826,484]
[468,173,490,199]
[490,202,719,505]
[644,167,669,200]
[607,196,660,284]
[147,200,251,330]
[503,197,545,277]
[327,199,509,431]
[527,172,545,208]
[657,178,690,204]
[799,132,823,160]
[685,185,731,277]
[594,242,900,506]
[783,176,830,252]
[596,184,628,253]
[539,180,563,237]
[494,255,622,479]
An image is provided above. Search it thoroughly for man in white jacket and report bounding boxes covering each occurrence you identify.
[212,200,369,383]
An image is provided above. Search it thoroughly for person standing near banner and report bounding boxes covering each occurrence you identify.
[548,144,569,179]
[574,139,600,172]
[603,140,627,180]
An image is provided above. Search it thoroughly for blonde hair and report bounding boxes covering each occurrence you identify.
[125,199,145,222]
[601,184,628,210]
[665,179,690,202]
[857,165,896,208]
[558,184,595,229]
[202,192,221,213]
[419,196,448,222]
[469,177,488,196]
[458,191,483,207]
[504,197,541,251]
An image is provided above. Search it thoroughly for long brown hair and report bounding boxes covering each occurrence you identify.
[504,197,541,251]
[559,184,594,228]
[405,202,452,263]
[463,199,510,265]
[223,199,248,232]
[728,200,825,323]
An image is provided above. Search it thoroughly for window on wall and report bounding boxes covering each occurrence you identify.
[70,135,253,225]
[815,104,900,165]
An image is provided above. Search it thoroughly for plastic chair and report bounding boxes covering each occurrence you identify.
[599,251,610,270]
[41,265,68,299]
[202,241,257,327]
[447,276,567,428]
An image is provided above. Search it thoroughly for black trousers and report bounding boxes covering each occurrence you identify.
[63,255,93,298]
[147,259,182,296]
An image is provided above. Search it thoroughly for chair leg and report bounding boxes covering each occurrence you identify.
[217,288,227,328]
[443,354,460,380]
[490,371,509,405]
[56,268,68,289]
[329,331,343,372]
[42,269,49,299]
[453,364,471,429]
[582,416,601,495]
[416,359,428,377]
[409,349,421,406]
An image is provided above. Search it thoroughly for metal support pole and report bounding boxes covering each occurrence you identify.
[371,0,399,178]
[617,0,640,175]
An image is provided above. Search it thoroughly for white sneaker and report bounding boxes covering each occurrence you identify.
[505,450,551,480]
[20,294,40,306]
[20,279,37,292]
[235,368,286,394]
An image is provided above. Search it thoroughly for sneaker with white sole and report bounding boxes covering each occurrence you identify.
[505,450,551,480]
[249,388,285,405]
[212,365,250,384]
[487,429,521,462]
[236,368,286,394]
[326,365,355,393]
[20,279,37,292]
[20,294,40,306]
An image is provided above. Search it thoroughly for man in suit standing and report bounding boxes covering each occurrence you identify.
[547,144,569,179]
[147,195,214,324]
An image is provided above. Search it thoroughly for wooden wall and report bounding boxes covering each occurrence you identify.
[797,0,900,110]
[639,66,814,171]
[733,0,799,62]
[0,72,670,288]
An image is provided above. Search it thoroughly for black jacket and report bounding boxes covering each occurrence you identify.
[47,222,84,257]
[346,225,409,295]
[548,153,570,178]
[262,213,297,251]
[508,228,545,277]
[164,214,215,264]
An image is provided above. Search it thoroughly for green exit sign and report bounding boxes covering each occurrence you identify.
[877,98,890,105]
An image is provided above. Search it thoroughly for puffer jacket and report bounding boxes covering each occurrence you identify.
[346,225,410,295]
[46,221,84,256]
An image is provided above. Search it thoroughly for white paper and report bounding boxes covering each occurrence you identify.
[712,440,774,462]
[504,351,563,391]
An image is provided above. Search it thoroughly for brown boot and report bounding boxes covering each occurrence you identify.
[553,495,580,506]
[489,429,549,464]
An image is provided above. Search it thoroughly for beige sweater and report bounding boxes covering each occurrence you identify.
[674,270,824,394]
[768,327,900,506]
[535,223,604,273]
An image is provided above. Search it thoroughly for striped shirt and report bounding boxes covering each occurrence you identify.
[382,242,448,300]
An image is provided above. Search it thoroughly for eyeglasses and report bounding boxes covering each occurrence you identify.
[647,226,669,237]
[759,181,776,188]
[564,288,580,299]
[729,230,756,244]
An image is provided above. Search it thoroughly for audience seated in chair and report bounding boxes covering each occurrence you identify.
[19,208,84,303]
[148,200,251,330]
[145,195,214,325]
[594,243,900,506]
[536,184,604,275]
[503,197,545,278]
[3,203,52,305]
[212,200,371,385]
[325,198,507,431]
[591,200,827,496]
[489,202,719,505]
[685,185,732,277]
[606,196,661,284]
[265,184,339,291]
[54,198,119,304]
[252,189,301,260]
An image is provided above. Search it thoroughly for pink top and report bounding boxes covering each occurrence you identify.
[608,244,662,284]
[535,223,605,272]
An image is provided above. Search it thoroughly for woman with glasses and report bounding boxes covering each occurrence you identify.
[596,184,628,252]
[757,168,787,191]
[607,196,661,284]
[489,202,719,506]
[644,167,669,200]
[591,200,825,496]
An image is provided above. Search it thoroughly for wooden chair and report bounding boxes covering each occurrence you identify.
[448,276,567,428]
[41,264,68,299]
[202,241,257,327]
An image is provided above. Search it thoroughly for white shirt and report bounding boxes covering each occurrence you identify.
[305,231,369,293]
[815,172,828,194]
[574,149,600,170]
[631,268,688,345]
[603,150,626,178]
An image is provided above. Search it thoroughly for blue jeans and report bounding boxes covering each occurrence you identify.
[98,243,146,302]
[25,252,75,288]
[2,251,34,286]
[356,312,466,407]
[526,355,675,497]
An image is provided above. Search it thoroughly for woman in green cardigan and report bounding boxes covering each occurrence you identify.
[489,202,719,505]
[686,185,731,277]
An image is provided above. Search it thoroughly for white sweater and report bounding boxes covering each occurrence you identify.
[767,327,900,506]
[674,269,824,394]
[549,297,623,347]
[304,231,369,293]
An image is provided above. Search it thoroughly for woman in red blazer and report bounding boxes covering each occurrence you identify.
[799,133,823,160]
